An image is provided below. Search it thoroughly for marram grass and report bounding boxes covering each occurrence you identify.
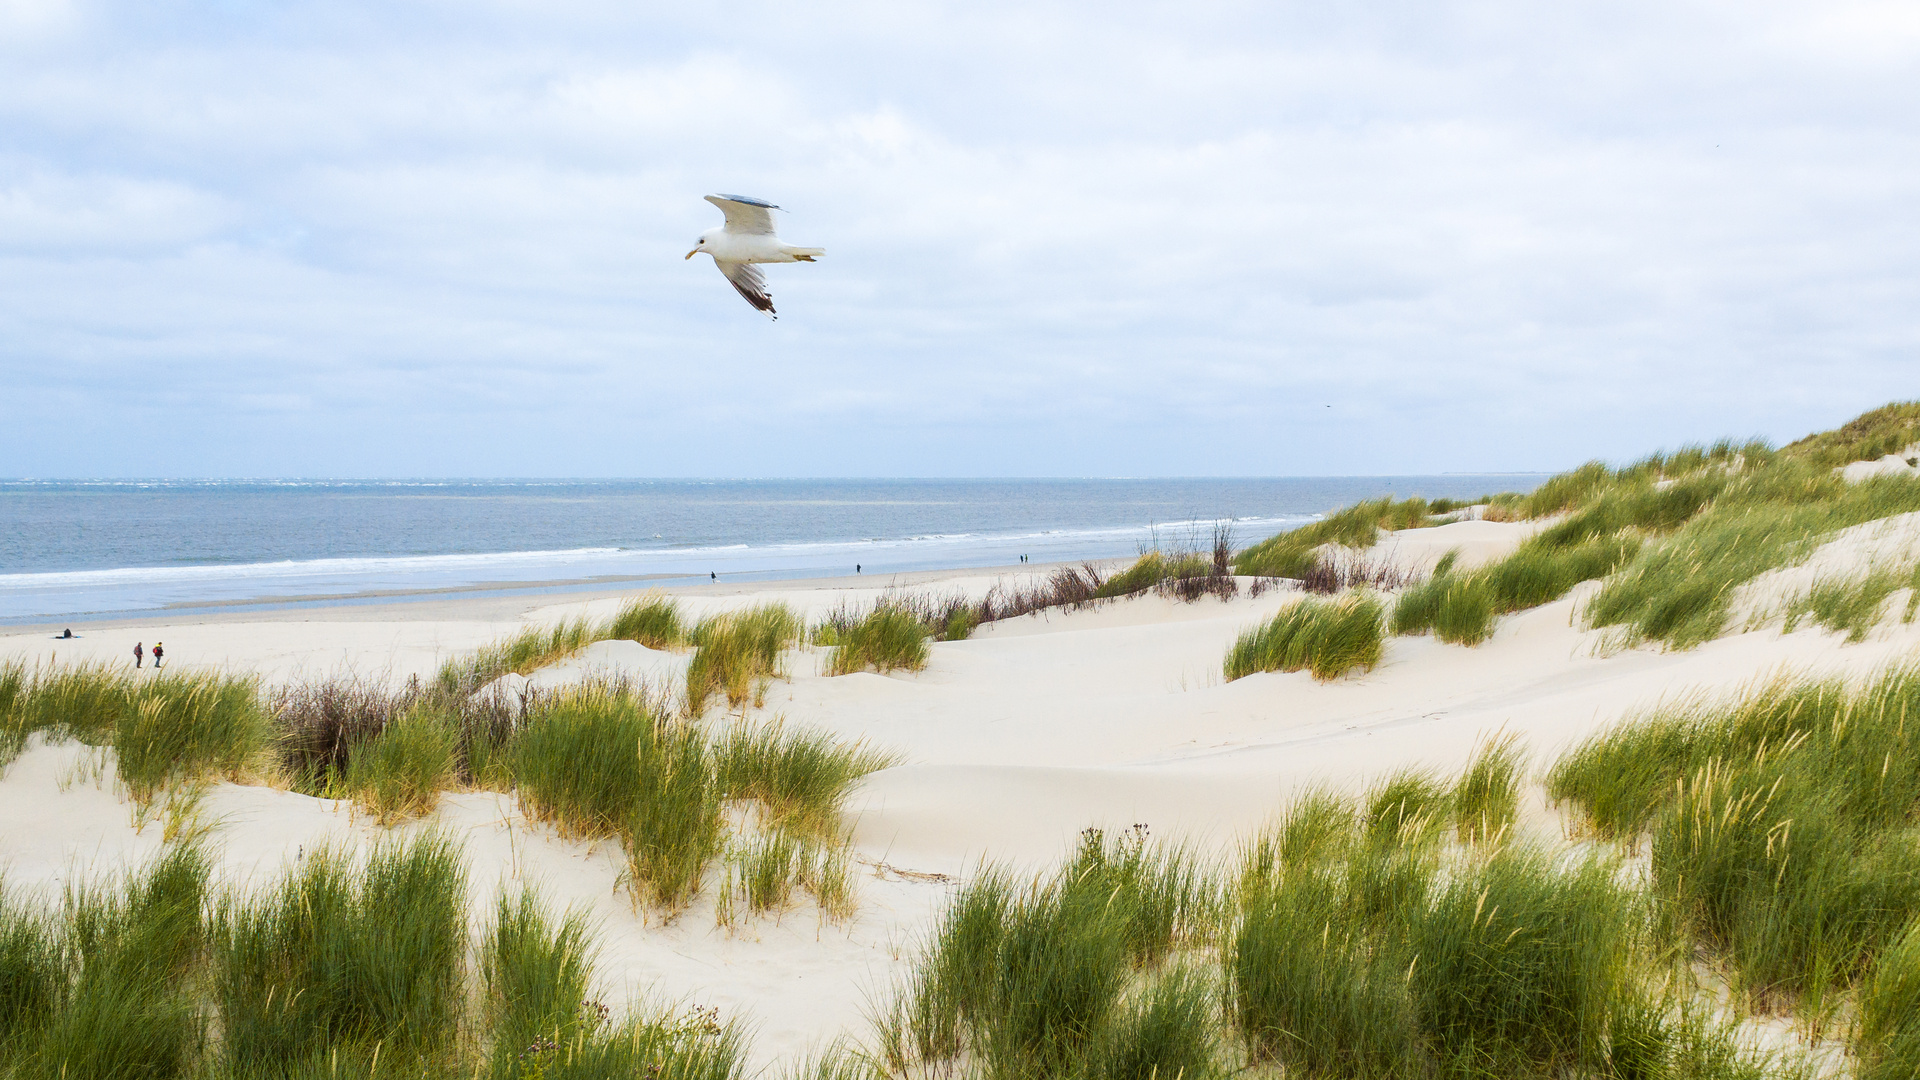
[1224,591,1384,681]
[213,832,469,1069]
[0,877,62,1054]
[1452,732,1524,844]
[714,719,899,838]
[439,614,603,695]
[1585,469,1920,649]
[0,661,28,765]
[512,684,724,911]
[882,829,1222,1079]
[0,664,270,802]
[620,716,725,911]
[825,605,930,676]
[1233,496,1443,578]
[0,838,758,1079]
[608,594,686,650]
[30,842,211,1080]
[1230,795,1645,1078]
[1391,532,1639,647]
[483,888,598,1055]
[1779,564,1920,641]
[339,703,458,823]
[687,603,803,711]
[1550,663,1920,1019]
[512,685,662,839]
[1855,917,1920,1080]
[1234,404,1920,654]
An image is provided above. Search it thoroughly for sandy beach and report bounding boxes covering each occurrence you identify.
[8,503,1919,1071]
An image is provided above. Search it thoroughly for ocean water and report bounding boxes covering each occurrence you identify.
[0,477,1542,622]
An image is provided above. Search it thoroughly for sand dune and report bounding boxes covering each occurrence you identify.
[6,520,1920,1068]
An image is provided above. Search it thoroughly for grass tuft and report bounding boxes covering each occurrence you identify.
[608,594,686,650]
[32,842,211,1080]
[0,665,269,802]
[483,888,599,1056]
[1224,592,1384,681]
[1233,497,1439,579]
[114,671,270,803]
[214,832,468,1070]
[1550,664,1920,1017]
[1453,733,1525,844]
[687,603,803,712]
[1585,470,1920,648]
[513,684,724,912]
[825,606,930,676]
[885,828,1218,1079]
[1781,399,1920,468]
[1229,850,1420,1076]
[438,614,603,696]
[1391,532,1639,647]
[339,703,458,823]
[1079,963,1221,1080]
[0,661,28,766]
[714,719,899,838]
[0,878,63,1054]
[1407,845,1636,1070]
[1779,565,1920,641]
[1855,917,1920,1079]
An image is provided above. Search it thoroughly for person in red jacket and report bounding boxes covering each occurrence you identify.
[133,642,144,668]
[152,642,164,669]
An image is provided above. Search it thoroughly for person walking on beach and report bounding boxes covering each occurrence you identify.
[152,642,164,668]
[133,642,144,668]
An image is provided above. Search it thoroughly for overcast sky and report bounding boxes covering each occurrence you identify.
[2,0,1916,478]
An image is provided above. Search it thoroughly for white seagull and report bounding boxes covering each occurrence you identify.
[686,194,824,319]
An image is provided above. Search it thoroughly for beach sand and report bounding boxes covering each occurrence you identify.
[4,517,1917,1068]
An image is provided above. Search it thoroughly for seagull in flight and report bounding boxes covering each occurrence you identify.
[686,194,824,319]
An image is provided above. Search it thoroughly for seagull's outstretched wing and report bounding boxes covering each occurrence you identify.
[716,259,775,316]
[705,194,778,235]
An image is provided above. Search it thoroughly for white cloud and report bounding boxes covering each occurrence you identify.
[0,0,1916,477]
[0,169,235,252]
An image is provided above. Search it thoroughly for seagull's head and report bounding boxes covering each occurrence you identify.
[686,228,720,259]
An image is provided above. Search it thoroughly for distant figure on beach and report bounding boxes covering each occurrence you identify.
[152,642,164,668]
[856,564,861,573]
[710,572,716,582]
[133,642,144,668]
[60,628,72,639]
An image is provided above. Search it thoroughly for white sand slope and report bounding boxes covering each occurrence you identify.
[1315,517,1544,577]
[6,528,1920,1068]
[1731,510,1920,630]
[1838,443,1920,482]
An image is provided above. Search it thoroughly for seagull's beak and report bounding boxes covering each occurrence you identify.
[685,248,699,259]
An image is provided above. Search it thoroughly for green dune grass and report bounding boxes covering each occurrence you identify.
[339,703,459,823]
[825,605,930,676]
[1233,496,1448,579]
[687,603,803,711]
[1549,664,1920,1023]
[608,594,687,650]
[1224,591,1385,681]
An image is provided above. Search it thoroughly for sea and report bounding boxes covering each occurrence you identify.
[0,477,1545,624]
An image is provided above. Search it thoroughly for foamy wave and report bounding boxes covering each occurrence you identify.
[0,515,1310,621]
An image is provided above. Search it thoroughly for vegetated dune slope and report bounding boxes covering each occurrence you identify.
[11,416,1920,1070]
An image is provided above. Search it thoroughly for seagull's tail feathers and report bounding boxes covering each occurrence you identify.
[780,245,825,262]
